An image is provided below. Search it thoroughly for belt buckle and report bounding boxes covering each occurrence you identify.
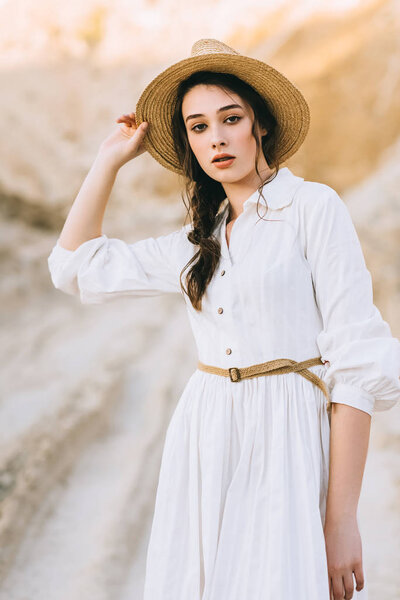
[229,367,241,382]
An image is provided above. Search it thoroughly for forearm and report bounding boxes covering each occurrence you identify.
[325,402,371,523]
[58,154,119,251]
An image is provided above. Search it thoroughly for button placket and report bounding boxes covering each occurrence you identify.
[215,237,237,363]
[222,285,232,359]
[220,206,233,264]
[223,284,240,363]
[222,213,256,266]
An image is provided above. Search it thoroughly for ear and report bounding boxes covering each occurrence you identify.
[256,122,267,137]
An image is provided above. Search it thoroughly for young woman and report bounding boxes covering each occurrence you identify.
[47,39,400,600]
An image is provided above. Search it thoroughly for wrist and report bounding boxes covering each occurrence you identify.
[93,150,121,176]
[325,508,357,526]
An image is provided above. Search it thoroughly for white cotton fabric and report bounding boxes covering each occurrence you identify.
[47,166,400,599]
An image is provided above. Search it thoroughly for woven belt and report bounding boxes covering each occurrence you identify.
[197,356,331,413]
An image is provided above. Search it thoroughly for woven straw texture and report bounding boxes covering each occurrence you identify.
[135,38,310,174]
[197,356,332,413]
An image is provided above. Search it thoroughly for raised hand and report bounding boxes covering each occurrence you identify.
[97,112,149,170]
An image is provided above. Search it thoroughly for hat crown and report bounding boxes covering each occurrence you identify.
[190,38,240,57]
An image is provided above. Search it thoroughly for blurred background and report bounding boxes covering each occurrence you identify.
[0,0,399,597]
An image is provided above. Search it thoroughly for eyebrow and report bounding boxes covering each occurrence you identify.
[185,104,244,124]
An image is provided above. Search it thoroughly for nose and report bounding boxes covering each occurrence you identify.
[210,124,227,149]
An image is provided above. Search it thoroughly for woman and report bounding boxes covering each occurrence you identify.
[47,39,400,599]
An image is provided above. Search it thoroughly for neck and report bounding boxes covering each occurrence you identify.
[223,166,276,220]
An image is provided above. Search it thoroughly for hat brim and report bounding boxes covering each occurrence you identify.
[135,53,310,174]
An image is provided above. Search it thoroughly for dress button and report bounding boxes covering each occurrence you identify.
[226,348,232,355]
[217,307,223,314]
[221,270,225,276]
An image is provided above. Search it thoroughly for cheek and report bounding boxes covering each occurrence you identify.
[241,128,256,147]
[188,135,207,163]
[241,132,257,159]
[232,121,255,147]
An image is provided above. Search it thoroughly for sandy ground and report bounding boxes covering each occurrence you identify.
[0,1,399,597]
[0,216,198,598]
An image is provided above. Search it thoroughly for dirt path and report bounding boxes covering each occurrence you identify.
[0,289,196,599]
[0,220,399,599]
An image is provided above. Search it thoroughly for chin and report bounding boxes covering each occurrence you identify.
[210,173,239,184]
[218,169,253,183]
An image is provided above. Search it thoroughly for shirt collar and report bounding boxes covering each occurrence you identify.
[219,166,305,214]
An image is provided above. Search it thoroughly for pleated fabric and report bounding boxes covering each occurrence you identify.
[143,364,367,599]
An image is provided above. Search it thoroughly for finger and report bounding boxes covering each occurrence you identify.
[353,565,364,591]
[116,114,132,122]
[343,572,354,599]
[117,117,135,128]
[132,122,148,135]
[127,122,148,142]
[329,577,334,600]
[331,574,345,599]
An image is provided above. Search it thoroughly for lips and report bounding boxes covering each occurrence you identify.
[213,157,235,169]
[212,154,235,163]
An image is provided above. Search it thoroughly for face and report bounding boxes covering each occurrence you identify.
[181,83,271,186]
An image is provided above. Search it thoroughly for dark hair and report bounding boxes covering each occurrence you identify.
[172,70,281,311]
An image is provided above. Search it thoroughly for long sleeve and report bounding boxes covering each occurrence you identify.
[302,184,400,416]
[47,225,192,304]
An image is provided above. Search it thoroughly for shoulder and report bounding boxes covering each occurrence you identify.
[293,179,351,224]
[292,179,362,255]
[294,179,341,207]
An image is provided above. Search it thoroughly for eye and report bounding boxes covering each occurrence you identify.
[191,123,206,132]
[191,115,242,132]
[225,115,241,124]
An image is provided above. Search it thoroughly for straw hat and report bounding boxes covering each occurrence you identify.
[135,38,310,175]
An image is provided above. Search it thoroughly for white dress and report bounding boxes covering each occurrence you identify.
[47,166,400,599]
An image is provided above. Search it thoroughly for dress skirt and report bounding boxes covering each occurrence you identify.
[142,364,368,599]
